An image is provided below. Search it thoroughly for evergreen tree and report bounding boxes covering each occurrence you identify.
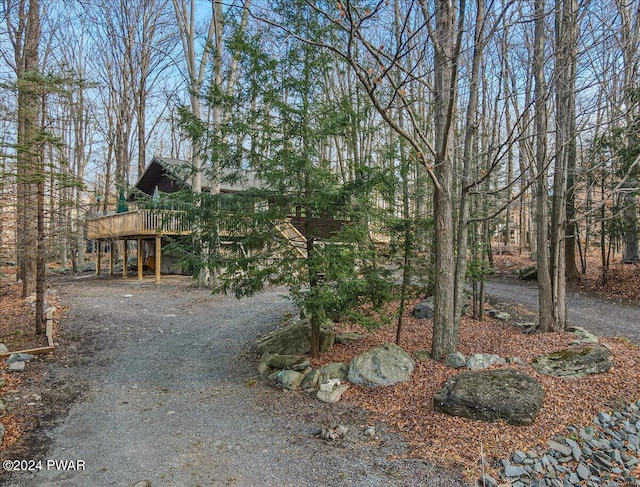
[166,11,393,355]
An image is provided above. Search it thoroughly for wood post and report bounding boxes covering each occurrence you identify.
[109,240,115,276]
[45,307,54,347]
[96,240,101,275]
[137,238,143,280]
[122,239,128,278]
[155,235,161,284]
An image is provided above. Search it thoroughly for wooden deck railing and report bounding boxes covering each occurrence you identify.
[87,210,191,239]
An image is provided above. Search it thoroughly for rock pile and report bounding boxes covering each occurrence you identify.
[485,399,640,486]
[5,352,33,372]
[257,330,414,403]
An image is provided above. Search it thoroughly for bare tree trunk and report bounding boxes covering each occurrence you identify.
[15,0,41,299]
[173,0,217,287]
[35,88,46,335]
[617,0,640,263]
[534,0,554,332]
[454,0,484,339]
[430,0,458,359]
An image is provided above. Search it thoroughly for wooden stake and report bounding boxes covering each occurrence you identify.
[0,346,54,358]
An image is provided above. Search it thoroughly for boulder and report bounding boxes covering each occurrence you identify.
[413,349,431,361]
[7,361,25,372]
[413,297,434,319]
[519,265,537,281]
[6,353,34,364]
[567,326,599,344]
[434,369,544,425]
[301,369,321,389]
[459,300,470,317]
[467,353,505,370]
[276,370,305,390]
[262,353,309,371]
[257,361,273,377]
[347,343,415,387]
[319,362,349,381]
[256,318,334,355]
[487,310,511,322]
[335,332,366,345]
[0,343,8,354]
[506,356,526,366]
[514,322,538,334]
[532,346,613,379]
[317,384,349,403]
[444,352,466,368]
[319,328,335,353]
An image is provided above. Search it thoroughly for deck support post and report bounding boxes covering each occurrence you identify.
[155,235,161,284]
[109,240,115,276]
[96,240,101,275]
[137,238,143,280]
[122,239,128,278]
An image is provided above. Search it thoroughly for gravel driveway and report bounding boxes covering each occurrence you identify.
[5,275,462,487]
[486,276,640,344]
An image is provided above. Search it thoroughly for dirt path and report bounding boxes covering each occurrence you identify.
[486,276,640,344]
[4,275,461,487]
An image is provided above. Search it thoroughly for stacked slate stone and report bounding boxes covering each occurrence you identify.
[483,400,640,487]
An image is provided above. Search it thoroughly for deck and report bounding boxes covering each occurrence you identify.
[85,210,308,282]
[87,210,190,240]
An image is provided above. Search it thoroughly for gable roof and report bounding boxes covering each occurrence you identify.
[133,156,261,197]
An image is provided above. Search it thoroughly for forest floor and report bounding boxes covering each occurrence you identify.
[1,253,639,485]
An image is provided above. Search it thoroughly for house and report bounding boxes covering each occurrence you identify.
[86,156,345,282]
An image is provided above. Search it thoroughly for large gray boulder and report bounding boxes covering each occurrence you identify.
[347,343,415,387]
[256,318,335,355]
[413,298,435,319]
[434,369,544,425]
[532,346,613,379]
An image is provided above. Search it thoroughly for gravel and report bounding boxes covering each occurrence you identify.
[486,276,640,344]
[4,275,463,487]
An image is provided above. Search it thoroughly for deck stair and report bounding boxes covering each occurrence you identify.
[275,220,307,258]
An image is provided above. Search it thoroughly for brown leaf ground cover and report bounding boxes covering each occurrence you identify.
[311,304,640,481]
[0,265,63,452]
